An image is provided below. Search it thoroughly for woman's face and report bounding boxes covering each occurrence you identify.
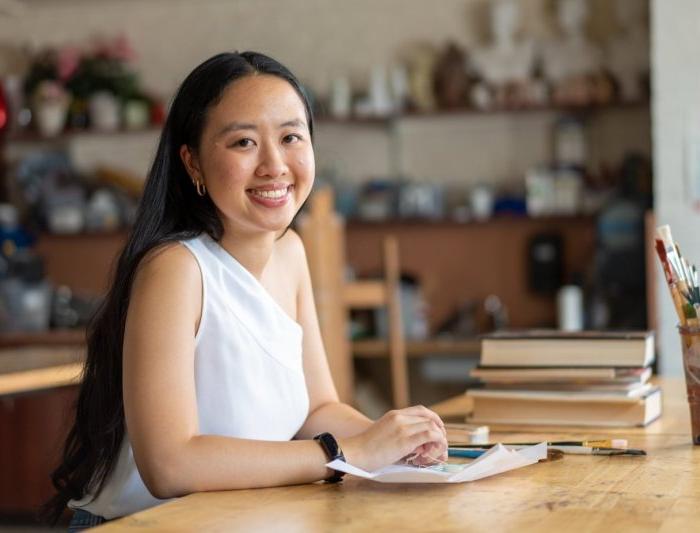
[182,74,315,237]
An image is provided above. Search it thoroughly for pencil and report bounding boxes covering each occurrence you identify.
[449,439,628,449]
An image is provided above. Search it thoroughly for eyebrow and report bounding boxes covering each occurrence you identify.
[215,119,307,138]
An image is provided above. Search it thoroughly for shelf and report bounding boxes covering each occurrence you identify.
[38,229,130,240]
[316,100,649,126]
[352,338,480,359]
[346,214,596,228]
[0,328,85,349]
[4,125,162,144]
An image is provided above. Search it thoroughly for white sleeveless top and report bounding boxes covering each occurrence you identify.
[70,234,309,519]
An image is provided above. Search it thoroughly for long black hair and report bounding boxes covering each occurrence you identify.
[41,51,314,524]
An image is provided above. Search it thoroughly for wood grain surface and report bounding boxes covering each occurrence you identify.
[97,378,699,533]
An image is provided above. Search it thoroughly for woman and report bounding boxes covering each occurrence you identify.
[43,51,447,529]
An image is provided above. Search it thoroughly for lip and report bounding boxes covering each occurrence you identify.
[246,184,294,208]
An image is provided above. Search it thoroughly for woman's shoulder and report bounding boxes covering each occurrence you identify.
[273,229,308,280]
[133,241,202,292]
[276,228,305,256]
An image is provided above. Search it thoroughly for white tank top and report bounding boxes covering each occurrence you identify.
[70,234,309,519]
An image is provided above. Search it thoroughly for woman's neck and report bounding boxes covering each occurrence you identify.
[218,229,277,280]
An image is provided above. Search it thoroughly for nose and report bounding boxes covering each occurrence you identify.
[255,142,289,178]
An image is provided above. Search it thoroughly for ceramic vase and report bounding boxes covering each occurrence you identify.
[34,100,68,137]
[89,91,121,131]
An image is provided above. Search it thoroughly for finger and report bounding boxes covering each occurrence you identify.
[390,413,443,427]
[400,405,446,431]
[403,422,446,453]
[410,427,448,458]
[411,450,443,466]
[384,409,438,426]
[415,440,447,463]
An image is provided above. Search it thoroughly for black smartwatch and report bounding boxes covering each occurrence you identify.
[313,432,346,483]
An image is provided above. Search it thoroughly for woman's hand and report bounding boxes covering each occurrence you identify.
[337,405,447,472]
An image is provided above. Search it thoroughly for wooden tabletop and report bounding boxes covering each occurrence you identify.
[97,377,700,532]
[0,344,84,396]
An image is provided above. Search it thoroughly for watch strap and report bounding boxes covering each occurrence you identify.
[313,432,346,483]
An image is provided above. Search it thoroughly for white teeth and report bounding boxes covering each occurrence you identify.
[250,187,289,199]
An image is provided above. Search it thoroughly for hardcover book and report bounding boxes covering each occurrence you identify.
[479,330,655,368]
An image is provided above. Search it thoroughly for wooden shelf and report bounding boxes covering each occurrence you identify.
[346,216,597,332]
[0,328,86,349]
[347,214,596,228]
[4,125,162,144]
[352,338,480,359]
[316,100,649,126]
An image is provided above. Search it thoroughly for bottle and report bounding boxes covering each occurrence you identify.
[557,284,584,331]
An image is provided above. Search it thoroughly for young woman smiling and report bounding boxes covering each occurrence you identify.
[42,52,447,530]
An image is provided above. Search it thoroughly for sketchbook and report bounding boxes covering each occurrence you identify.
[326,443,546,484]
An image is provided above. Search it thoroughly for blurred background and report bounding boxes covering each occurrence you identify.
[0,0,697,526]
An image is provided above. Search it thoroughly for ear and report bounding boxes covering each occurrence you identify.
[180,144,202,182]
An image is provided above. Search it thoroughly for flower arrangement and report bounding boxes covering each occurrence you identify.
[24,36,139,100]
[22,35,158,134]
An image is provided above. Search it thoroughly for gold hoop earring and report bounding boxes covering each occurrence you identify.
[194,180,206,197]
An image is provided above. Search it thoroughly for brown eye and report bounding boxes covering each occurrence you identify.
[234,138,255,148]
[283,134,302,144]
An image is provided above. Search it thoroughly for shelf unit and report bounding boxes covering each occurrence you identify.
[314,100,650,125]
[345,215,598,333]
[2,125,162,144]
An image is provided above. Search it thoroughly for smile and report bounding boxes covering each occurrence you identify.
[246,184,294,206]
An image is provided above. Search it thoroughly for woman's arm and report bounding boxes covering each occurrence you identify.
[123,241,446,500]
[123,244,335,498]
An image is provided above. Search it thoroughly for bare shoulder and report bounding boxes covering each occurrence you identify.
[273,229,309,283]
[132,241,202,295]
[126,240,203,340]
[275,228,307,263]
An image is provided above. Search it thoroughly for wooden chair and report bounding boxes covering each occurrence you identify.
[297,187,409,408]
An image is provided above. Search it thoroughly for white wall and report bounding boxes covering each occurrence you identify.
[652,0,700,375]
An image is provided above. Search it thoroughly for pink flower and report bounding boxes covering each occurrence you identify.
[109,34,136,62]
[57,45,82,82]
[91,34,136,62]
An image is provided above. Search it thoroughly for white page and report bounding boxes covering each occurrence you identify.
[326,442,546,484]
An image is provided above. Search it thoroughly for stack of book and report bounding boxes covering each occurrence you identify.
[467,330,662,427]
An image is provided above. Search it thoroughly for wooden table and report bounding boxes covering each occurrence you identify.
[0,336,84,513]
[0,345,83,396]
[97,378,700,532]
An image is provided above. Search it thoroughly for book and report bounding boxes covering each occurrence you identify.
[469,382,654,399]
[467,386,662,427]
[482,381,652,394]
[469,366,652,385]
[480,330,655,368]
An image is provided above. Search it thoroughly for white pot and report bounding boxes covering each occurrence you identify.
[123,99,150,130]
[89,91,121,131]
[34,101,68,137]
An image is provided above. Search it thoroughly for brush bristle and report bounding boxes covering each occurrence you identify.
[656,225,674,246]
